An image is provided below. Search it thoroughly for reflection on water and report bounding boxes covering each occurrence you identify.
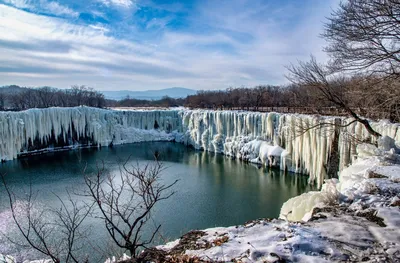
[0,142,314,261]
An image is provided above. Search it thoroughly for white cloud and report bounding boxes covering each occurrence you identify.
[2,0,31,9]
[0,4,189,88]
[98,0,136,8]
[3,0,78,17]
[43,1,78,17]
[0,1,340,90]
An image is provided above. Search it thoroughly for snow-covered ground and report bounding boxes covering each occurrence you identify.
[155,137,400,262]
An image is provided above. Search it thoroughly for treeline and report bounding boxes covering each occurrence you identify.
[1,85,106,111]
[184,77,400,123]
[1,81,398,122]
[185,85,307,110]
[106,96,184,108]
[0,85,185,111]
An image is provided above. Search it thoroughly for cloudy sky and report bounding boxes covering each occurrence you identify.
[0,0,339,91]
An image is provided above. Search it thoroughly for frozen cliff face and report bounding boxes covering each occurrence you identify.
[179,110,339,187]
[179,110,399,187]
[0,107,399,188]
[0,107,183,161]
[280,134,400,223]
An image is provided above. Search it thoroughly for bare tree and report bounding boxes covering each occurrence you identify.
[286,56,382,138]
[37,87,57,108]
[83,160,177,257]
[0,173,92,263]
[323,0,400,77]
[6,85,106,111]
[0,93,5,110]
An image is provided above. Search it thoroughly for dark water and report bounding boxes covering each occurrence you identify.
[0,142,313,261]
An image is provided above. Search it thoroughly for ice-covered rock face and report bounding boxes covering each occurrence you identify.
[180,110,399,186]
[0,107,183,161]
[1,107,399,188]
[179,110,339,186]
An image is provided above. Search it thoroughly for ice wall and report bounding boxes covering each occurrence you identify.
[338,119,400,169]
[179,110,400,187]
[179,111,339,186]
[0,107,183,161]
[0,107,399,187]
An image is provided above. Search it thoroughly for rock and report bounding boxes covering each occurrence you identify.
[390,196,400,207]
[366,170,388,179]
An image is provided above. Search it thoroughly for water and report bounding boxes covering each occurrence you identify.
[0,142,314,261]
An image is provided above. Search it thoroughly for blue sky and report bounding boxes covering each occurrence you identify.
[0,0,339,91]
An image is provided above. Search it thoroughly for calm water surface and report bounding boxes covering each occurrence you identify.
[0,142,314,261]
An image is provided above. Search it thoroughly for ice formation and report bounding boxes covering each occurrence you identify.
[0,107,399,187]
[280,136,400,222]
[0,107,183,161]
[180,110,399,187]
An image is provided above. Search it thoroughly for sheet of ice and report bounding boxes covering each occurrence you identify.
[280,191,329,222]
[180,111,340,186]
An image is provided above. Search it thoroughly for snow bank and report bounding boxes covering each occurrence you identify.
[157,219,352,262]
[279,178,339,221]
[280,137,400,226]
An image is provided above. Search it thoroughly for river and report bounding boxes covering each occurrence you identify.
[0,142,314,262]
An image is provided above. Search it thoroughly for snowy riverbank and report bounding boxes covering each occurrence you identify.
[150,138,400,262]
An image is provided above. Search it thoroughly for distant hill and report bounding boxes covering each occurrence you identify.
[101,87,198,100]
[0,85,28,95]
[0,85,29,108]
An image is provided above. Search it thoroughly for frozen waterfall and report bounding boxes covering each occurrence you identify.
[0,107,399,187]
[0,107,183,161]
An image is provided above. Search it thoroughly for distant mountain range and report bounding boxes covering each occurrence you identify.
[101,87,198,100]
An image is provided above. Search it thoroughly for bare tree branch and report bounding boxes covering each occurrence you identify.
[83,159,177,257]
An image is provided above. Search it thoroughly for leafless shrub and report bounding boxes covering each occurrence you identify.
[82,160,178,257]
[0,173,92,263]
